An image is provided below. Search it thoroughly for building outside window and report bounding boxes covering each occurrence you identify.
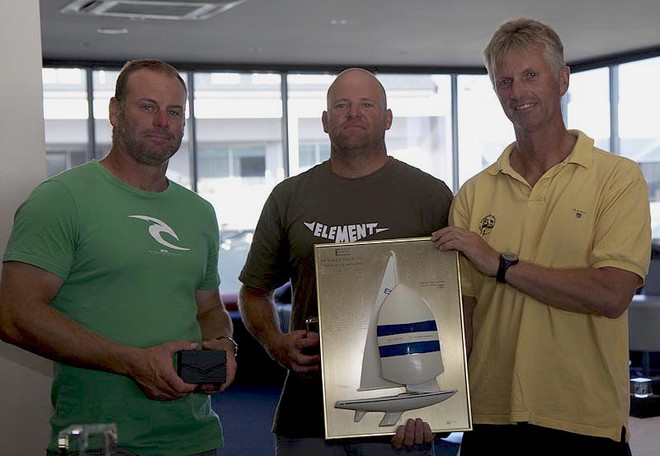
[565,67,611,150]
[41,57,660,293]
[298,143,330,169]
[379,74,454,188]
[456,74,514,187]
[286,73,334,176]
[42,68,89,178]
[618,57,660,240]
[193,71,284,293]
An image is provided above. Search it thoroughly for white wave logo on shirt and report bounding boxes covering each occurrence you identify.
[129,215,190,251]
[304,221,389,242]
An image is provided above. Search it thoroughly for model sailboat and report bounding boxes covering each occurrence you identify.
[335,250,457,426]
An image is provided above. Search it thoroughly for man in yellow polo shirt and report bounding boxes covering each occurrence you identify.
[432,17,651,455]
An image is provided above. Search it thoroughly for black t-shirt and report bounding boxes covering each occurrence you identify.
[239,157,453,437]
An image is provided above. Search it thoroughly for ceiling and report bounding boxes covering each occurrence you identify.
[41,0,660,71]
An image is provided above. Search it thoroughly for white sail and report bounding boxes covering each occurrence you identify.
[335,249,457,427]
[377,283,444,386]
[357,251,402,391]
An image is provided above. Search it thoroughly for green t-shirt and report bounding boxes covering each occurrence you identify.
[4,161,222,455]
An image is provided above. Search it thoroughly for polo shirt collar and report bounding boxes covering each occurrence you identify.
[488,129,595,177]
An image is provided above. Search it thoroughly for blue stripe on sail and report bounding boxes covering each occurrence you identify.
[377,320,437,337]
[379,341,441,358]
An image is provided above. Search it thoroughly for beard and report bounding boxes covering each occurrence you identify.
[113,119,182,167]
[328,123,385,157]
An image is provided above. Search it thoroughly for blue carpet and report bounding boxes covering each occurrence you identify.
[212,385,460,455]
[213,385,280,455]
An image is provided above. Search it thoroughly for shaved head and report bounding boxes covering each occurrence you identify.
[326,68,388,109]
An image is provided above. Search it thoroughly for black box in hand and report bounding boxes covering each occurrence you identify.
[176,350,227,384]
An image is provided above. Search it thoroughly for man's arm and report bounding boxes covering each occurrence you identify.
[240,284,436,447]
[432,227,641,318]
[195,288,237,392]
[501,259,640,318]
[0,261,197,400]
[462,295,477,358]
[238,284,319,375]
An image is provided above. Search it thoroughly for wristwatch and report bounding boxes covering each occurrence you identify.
[215,335,239,357]
[496,252,519,284]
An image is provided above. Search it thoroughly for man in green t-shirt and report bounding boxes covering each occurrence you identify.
[0,59,237,456]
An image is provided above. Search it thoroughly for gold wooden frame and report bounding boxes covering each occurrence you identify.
[314,237,472,439]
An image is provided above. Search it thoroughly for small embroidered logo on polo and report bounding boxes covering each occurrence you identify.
[479,214,496,236]
[572,209,587,219]
[129,215,190,251]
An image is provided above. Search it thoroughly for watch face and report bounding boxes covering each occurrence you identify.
[502,252,518,262]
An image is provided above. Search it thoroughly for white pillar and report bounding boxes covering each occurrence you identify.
[0,1,53,454]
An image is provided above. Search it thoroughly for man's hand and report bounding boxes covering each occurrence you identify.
[239,285,321,376]
[432,226,499,277]
[126,340,197,401]
[266,329,320,376]
[195,337,238,394]
[391,418,434,449]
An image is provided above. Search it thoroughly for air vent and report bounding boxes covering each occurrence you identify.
[61,0,246,21]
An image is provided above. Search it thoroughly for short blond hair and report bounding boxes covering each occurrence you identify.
[484,17,565,85]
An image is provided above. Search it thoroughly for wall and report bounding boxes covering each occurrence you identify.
[0,1,53,454]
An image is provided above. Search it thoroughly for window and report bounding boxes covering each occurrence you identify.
[46,149,86,177]
[235,146,267,178]
[193,72,284,293]
[378,74,453,188]
[41,57,660,291]
[457,74,514,186]
[618,57,660,240]
[42,68,89,178]
[198,147,230,179]
[92,69,116,161]
[566,67,610,150]
[286,73,334,176]
[199,145,267,179]
[299,143,330,169]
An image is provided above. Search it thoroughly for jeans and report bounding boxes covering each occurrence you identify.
[460,423,631,456]
[275,436,435,456]
[48,449,219,456]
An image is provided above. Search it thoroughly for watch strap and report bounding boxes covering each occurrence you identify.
[214,335,238,357]
[496,254,518,284]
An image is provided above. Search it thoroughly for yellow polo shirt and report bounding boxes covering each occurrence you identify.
[452,130,651,441]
